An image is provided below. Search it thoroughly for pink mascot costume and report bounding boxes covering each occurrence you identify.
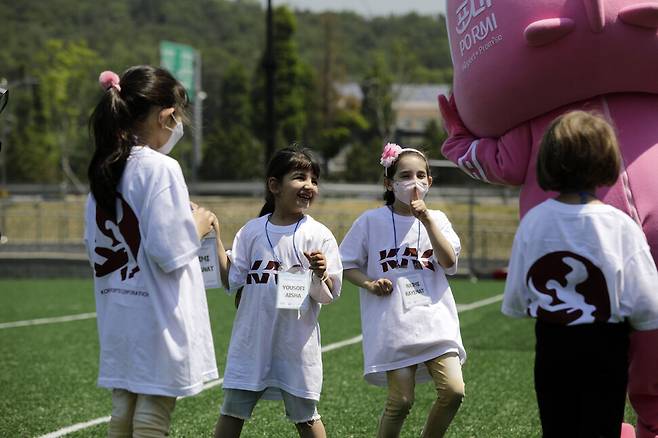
[438,1,658,437]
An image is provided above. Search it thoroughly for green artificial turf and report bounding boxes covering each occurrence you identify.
[0,278,636,437]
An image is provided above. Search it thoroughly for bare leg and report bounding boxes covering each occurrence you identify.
[214,415,245,438]
[295,419,327,438]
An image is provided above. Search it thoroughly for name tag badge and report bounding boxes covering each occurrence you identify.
[397,273,431,309]
[199,230,221,289]
[276,270,311,310]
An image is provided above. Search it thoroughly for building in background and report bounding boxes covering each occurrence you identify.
[330,83,451,173]
[335,82,451,132]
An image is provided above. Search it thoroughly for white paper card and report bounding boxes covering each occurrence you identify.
[276,271,311,310]
[199,230,221,289]
[398,273,431,309]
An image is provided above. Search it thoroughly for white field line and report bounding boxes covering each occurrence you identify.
[1,295,504,331]
[456,294,503,312]
[38,416,112,438]
[36,293,503,438]
[0,312,97,329]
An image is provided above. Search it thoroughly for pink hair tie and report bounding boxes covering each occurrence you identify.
[99,70,121,92]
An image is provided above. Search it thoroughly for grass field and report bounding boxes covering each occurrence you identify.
[0,278,635,437]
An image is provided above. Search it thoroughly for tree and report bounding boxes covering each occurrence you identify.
[345,53,395,182]
[316,107,368,179]
[200,63,262,180]
[305,12,369,179]
[422,119,448,160]
[252,6,309,154]
[360,53,395,141]
[8,39,100,188]
[0,0,456,184]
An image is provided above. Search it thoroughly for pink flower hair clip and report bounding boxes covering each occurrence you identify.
[380,143,428,176]
[99,70,121,92]
[380,143,403,171]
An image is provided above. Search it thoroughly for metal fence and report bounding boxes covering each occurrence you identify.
[0,183,520,278]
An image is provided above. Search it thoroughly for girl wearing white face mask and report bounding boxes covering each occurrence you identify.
[158,112,184,155]
[340,143,465,438]
[85,66,218,437]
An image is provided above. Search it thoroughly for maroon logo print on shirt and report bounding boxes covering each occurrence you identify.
[247,260,281,284]
[94,195,140,280]
[379,247,435,273]
[526,251,611,325]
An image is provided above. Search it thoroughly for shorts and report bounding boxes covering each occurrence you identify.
[220,388,321,424]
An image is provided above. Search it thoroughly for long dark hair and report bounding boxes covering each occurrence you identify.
[88,65,188,219]
[258,146,321,217]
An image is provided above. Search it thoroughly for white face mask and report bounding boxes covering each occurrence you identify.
[392,179,429,205]
[157,115,183,155]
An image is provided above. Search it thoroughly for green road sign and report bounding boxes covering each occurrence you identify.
[160,41,196,101]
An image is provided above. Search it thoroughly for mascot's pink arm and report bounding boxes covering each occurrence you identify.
[439,94,531,187]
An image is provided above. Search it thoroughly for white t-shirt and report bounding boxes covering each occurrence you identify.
[84,146,218,397]
[339,206,466,387]
[222,214,342,401]
[503,199,658,330]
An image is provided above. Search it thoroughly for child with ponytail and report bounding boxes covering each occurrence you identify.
[211,146,343,438]
[84,66,218,436]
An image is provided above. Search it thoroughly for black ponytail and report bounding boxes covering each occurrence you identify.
[258,146,320,217]
[88,88,133,219]
[259,192,276,217]
[88,65,189,220]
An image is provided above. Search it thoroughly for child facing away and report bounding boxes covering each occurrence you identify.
[339,144,465,438]
[84,67,219,436]
[502,111,658,438]
[211,147,343,438]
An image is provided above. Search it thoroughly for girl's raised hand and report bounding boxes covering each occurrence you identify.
[367,278,394,296]
[304,251,327,280]
[410,187,431,224]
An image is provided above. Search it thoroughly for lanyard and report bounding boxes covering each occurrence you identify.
[265,214,304,270]
[390,207,421,268]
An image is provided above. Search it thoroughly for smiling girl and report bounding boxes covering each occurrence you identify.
[211,147,343,438]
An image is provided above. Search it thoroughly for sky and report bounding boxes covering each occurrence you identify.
[259,0,446,17]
